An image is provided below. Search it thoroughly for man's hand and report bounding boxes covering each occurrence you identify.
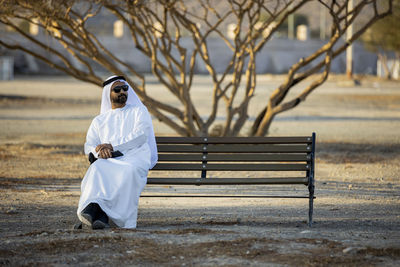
[98,148,113,159]
[96,143,113,152]
[96,144,114,159]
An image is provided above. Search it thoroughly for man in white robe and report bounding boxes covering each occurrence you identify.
[77,75,157,229]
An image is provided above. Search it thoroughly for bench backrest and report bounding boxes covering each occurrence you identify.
[150,134,315,185]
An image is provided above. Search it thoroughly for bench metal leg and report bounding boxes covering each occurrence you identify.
[308,132,316,227]
[308,182,314,227]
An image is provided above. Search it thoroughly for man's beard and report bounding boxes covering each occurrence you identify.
[113,94,127,104]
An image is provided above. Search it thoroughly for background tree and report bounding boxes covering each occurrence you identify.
[0,0,393,136]
[362,0,399,79]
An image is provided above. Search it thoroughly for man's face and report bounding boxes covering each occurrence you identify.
[110,81,128,105]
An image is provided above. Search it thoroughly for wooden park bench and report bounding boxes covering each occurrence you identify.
[145,133,316,226]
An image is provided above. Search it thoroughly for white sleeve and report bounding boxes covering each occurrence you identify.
[84,119,101,156]
[113,106,151,152]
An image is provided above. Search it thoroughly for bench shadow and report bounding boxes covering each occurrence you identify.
[137,202,400,231]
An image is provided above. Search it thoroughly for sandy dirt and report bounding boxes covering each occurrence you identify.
[0,75,399,266]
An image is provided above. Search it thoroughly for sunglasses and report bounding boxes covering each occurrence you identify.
[112,85,129,93]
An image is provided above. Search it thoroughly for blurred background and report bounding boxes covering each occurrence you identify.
[0,1,398,78]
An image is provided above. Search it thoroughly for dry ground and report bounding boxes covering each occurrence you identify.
[0,75,399,266]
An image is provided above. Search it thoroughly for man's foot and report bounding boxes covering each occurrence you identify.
[80,203,98,227]
[92,220,110,230]
[92,207,110,230]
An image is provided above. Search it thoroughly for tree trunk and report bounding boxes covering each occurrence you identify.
[255,105,275,137]
[250,106,266,136]
[379,53,392,80]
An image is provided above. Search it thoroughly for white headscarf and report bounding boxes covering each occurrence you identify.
[100,75,158,169]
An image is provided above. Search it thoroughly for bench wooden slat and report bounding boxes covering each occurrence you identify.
[157,144,311,153]
[147,177,308,185]
[158,153,310,162]
[156,136,312,144]
[141,195,311,198]
[152,163,309,171]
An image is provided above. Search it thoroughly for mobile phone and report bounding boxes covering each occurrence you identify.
[111,151,123,157]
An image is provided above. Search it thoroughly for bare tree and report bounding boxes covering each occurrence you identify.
[0,0,393,136]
